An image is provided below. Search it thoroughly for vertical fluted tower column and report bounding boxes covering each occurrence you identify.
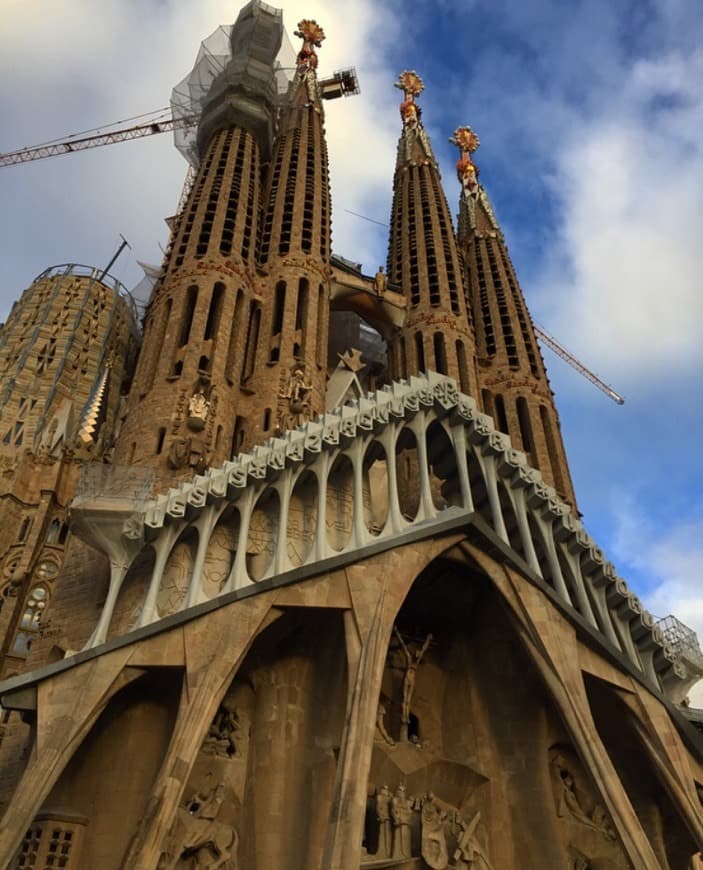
[114,1,283,483]
[386,72,479,398]
[453,127,576,505]
[249,19,331,442]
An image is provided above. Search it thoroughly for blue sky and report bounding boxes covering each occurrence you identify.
[2,0,702,689]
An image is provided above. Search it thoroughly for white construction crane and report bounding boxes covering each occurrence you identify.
[534,323,625,405]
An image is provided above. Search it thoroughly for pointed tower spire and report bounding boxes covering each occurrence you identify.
[386,73,478,397]
[249,18,331,443]
[452,126,576,505]
[114,1,284,483]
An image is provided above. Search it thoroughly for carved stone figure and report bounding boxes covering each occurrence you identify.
[552,755,616,841]
[391,783,413,859]
[393,626,433,742]
[279,367,313,430]
[421,792,449,869]
[453,812,494,870]
[188,391,210,431]
[374,266,388,296]
[375,785,393,858]
[202,702,240,759]
[161,782,238,870]
[375,700,395,746]
[168,436,192,470]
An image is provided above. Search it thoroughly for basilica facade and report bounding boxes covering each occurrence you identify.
[0,2,702,868]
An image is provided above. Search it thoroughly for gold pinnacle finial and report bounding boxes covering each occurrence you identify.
[394,71,424,129]
[450,125,481,196]
[294,19,325,74]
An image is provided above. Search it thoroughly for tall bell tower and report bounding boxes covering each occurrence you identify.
[248,19,331,440]
[386,72,479,398]
[114,1,285,483]
[453,126,576,505]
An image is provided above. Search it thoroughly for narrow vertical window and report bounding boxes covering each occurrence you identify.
[414,332,426,372]
[315,284,325,368]
[231,416,246,457]
[225,289,244,383]
[272,282,286,337]
[179,286,198,348]
[294,277,309,359]
[433,332,447,375]
[456,340,470,393]
[481,390,494,418]
[397,336,407,378]
[516,396,534,455]
[242,303,261,381]
[204,282,225,341]
[270,281,286,363]
[494,394,509,435]
[156,427,166,455]
[540,405,565,493]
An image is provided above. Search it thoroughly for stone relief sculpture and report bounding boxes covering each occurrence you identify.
[202,702,241,759]
[552,754,616,841]
[363,779,495,869]
[421,792,449,869]
[452,812,494,870]
[159,782,238,870]
[393,626,433,742]
[157,540,193,617]
[201,525,235,598]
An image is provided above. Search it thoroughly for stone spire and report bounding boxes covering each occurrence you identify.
[114,1,284,484]
[386,72,478,398]
[250,19,331,442]
[453,126,576,505]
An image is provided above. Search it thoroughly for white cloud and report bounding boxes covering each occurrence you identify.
[609,496,703,704]
[534,47,703,380]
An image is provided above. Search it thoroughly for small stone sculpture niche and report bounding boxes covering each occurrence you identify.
[202,702,241,759]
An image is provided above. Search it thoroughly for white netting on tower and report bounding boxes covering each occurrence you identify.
[170,8,297,166]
